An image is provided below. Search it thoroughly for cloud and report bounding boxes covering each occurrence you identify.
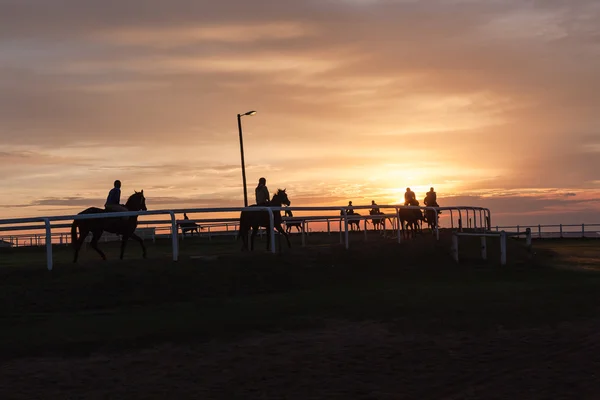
[1,0,600,223]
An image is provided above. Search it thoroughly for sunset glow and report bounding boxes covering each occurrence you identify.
[1,0,599,225]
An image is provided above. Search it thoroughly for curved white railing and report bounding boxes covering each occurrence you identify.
[0,205,491,271]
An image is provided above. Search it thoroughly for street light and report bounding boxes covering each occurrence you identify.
[237,110,257,207]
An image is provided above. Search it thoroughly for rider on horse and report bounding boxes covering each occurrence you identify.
[255,177,270,206]
[404,188,417,206]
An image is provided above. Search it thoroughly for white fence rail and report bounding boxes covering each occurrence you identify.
[0,205,491,271]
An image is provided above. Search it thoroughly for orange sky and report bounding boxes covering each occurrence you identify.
[1,0,599,225]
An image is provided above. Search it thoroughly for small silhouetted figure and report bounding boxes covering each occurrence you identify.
[184,213,189,220]
[346,201,355,215]
[404,187,416,206]
[105,180,128,213]
[255,177,270,206]
[371,200,381,214]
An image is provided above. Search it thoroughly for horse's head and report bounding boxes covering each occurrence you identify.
[272,188,291,207]
[126,190,147,212]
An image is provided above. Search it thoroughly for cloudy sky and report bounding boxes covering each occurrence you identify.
[1,0,599,225]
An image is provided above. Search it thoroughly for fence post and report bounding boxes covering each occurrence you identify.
[526,228,532,257]
[500,231,507,266]
[363,218,368,241]
[517,225,520,234]
[395,208,402,244]
[582,223,585,238]
[481,236,487,260]
[559,224,563,238]
[450,210,454,229]
[435,210,440,240]
[339,219,343,244]
[44,218,53,271]
[343,210,349,250]
[538,224,542,239]
[301,221,306,247]
[327,220,330,235]
[268,209,276,254]
[169,212,179,261]
[452,233,459,263]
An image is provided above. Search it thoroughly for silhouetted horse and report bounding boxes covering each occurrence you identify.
[72,191,147,262]
[340,210,361,231]
[180,220,202,236]
[424,208,440,231]
[284,209,303,234]
[238,189,291,251]
[369,209,385,231]
[400,200,423,239]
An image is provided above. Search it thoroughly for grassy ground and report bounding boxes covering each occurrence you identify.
[1,234,599,398]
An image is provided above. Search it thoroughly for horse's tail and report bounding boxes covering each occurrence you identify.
[71,220,78,246]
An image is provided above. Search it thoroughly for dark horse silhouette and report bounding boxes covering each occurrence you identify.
[340,210,361,231]
[399,200,423,239]
[71,191,147,262]
[284,209,303,233]
[238,189,292,251]
[423,207,440,231]
[180,220,202,236]
[369,209,386,231]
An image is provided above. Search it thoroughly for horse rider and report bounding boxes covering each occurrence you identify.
[371,200,381,214]
[346,201,355,215]
[255,177,270,206]
[105,180,128,213]
[424,187,440,208]
[404,187,417,206]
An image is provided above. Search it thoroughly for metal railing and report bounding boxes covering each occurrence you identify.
[0,205,491,271]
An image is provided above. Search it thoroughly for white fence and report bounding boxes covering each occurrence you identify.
[0,205,491,271]
[493,224,600,239]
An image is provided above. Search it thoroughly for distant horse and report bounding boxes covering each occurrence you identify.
[284,209,304,234]
[180,220,202,236]
[369,209,386,231]
[238,189,292,251]
[72,191,147,262]
[423,207,440,232]
[340,210,361,231]
[400,200,423,239]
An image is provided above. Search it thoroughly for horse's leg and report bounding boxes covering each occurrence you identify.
[250,225,258,251]
[90,230,107,260]
[120,234,130,260]
[73,225,88,263]
[130,232,147,259]
[275,224,292,248]
[266,226,271,251]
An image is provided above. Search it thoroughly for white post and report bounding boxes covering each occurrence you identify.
[500,231,507,266]
[538,224,542,239]
[339,219,343,244]
[458,210,463,232]
[450,210,454,229]
[526,228,532,256]
[396,208,402,244]
[327,220,331,235]
[44,218,53,271]
[517,225,520,234]
[208,226,212,241]
[301,221,306,247]
[268,209,276,254]
[343,210,349,250]
[582,223,585,238]
[452,233,459,263]
[435,210,440,240]
[480,236,487,260]
[559,224,563,238]
[169,212,179,261]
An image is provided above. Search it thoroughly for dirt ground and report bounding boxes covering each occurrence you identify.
[3,319,600,399]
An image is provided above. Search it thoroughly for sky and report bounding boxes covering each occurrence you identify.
[1,0,600,226]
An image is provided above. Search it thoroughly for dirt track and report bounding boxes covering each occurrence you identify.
[3,319,600,399]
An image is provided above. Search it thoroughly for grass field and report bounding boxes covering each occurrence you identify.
[1,234,599,398]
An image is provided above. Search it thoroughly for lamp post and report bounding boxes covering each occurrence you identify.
[237,110,256,207]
